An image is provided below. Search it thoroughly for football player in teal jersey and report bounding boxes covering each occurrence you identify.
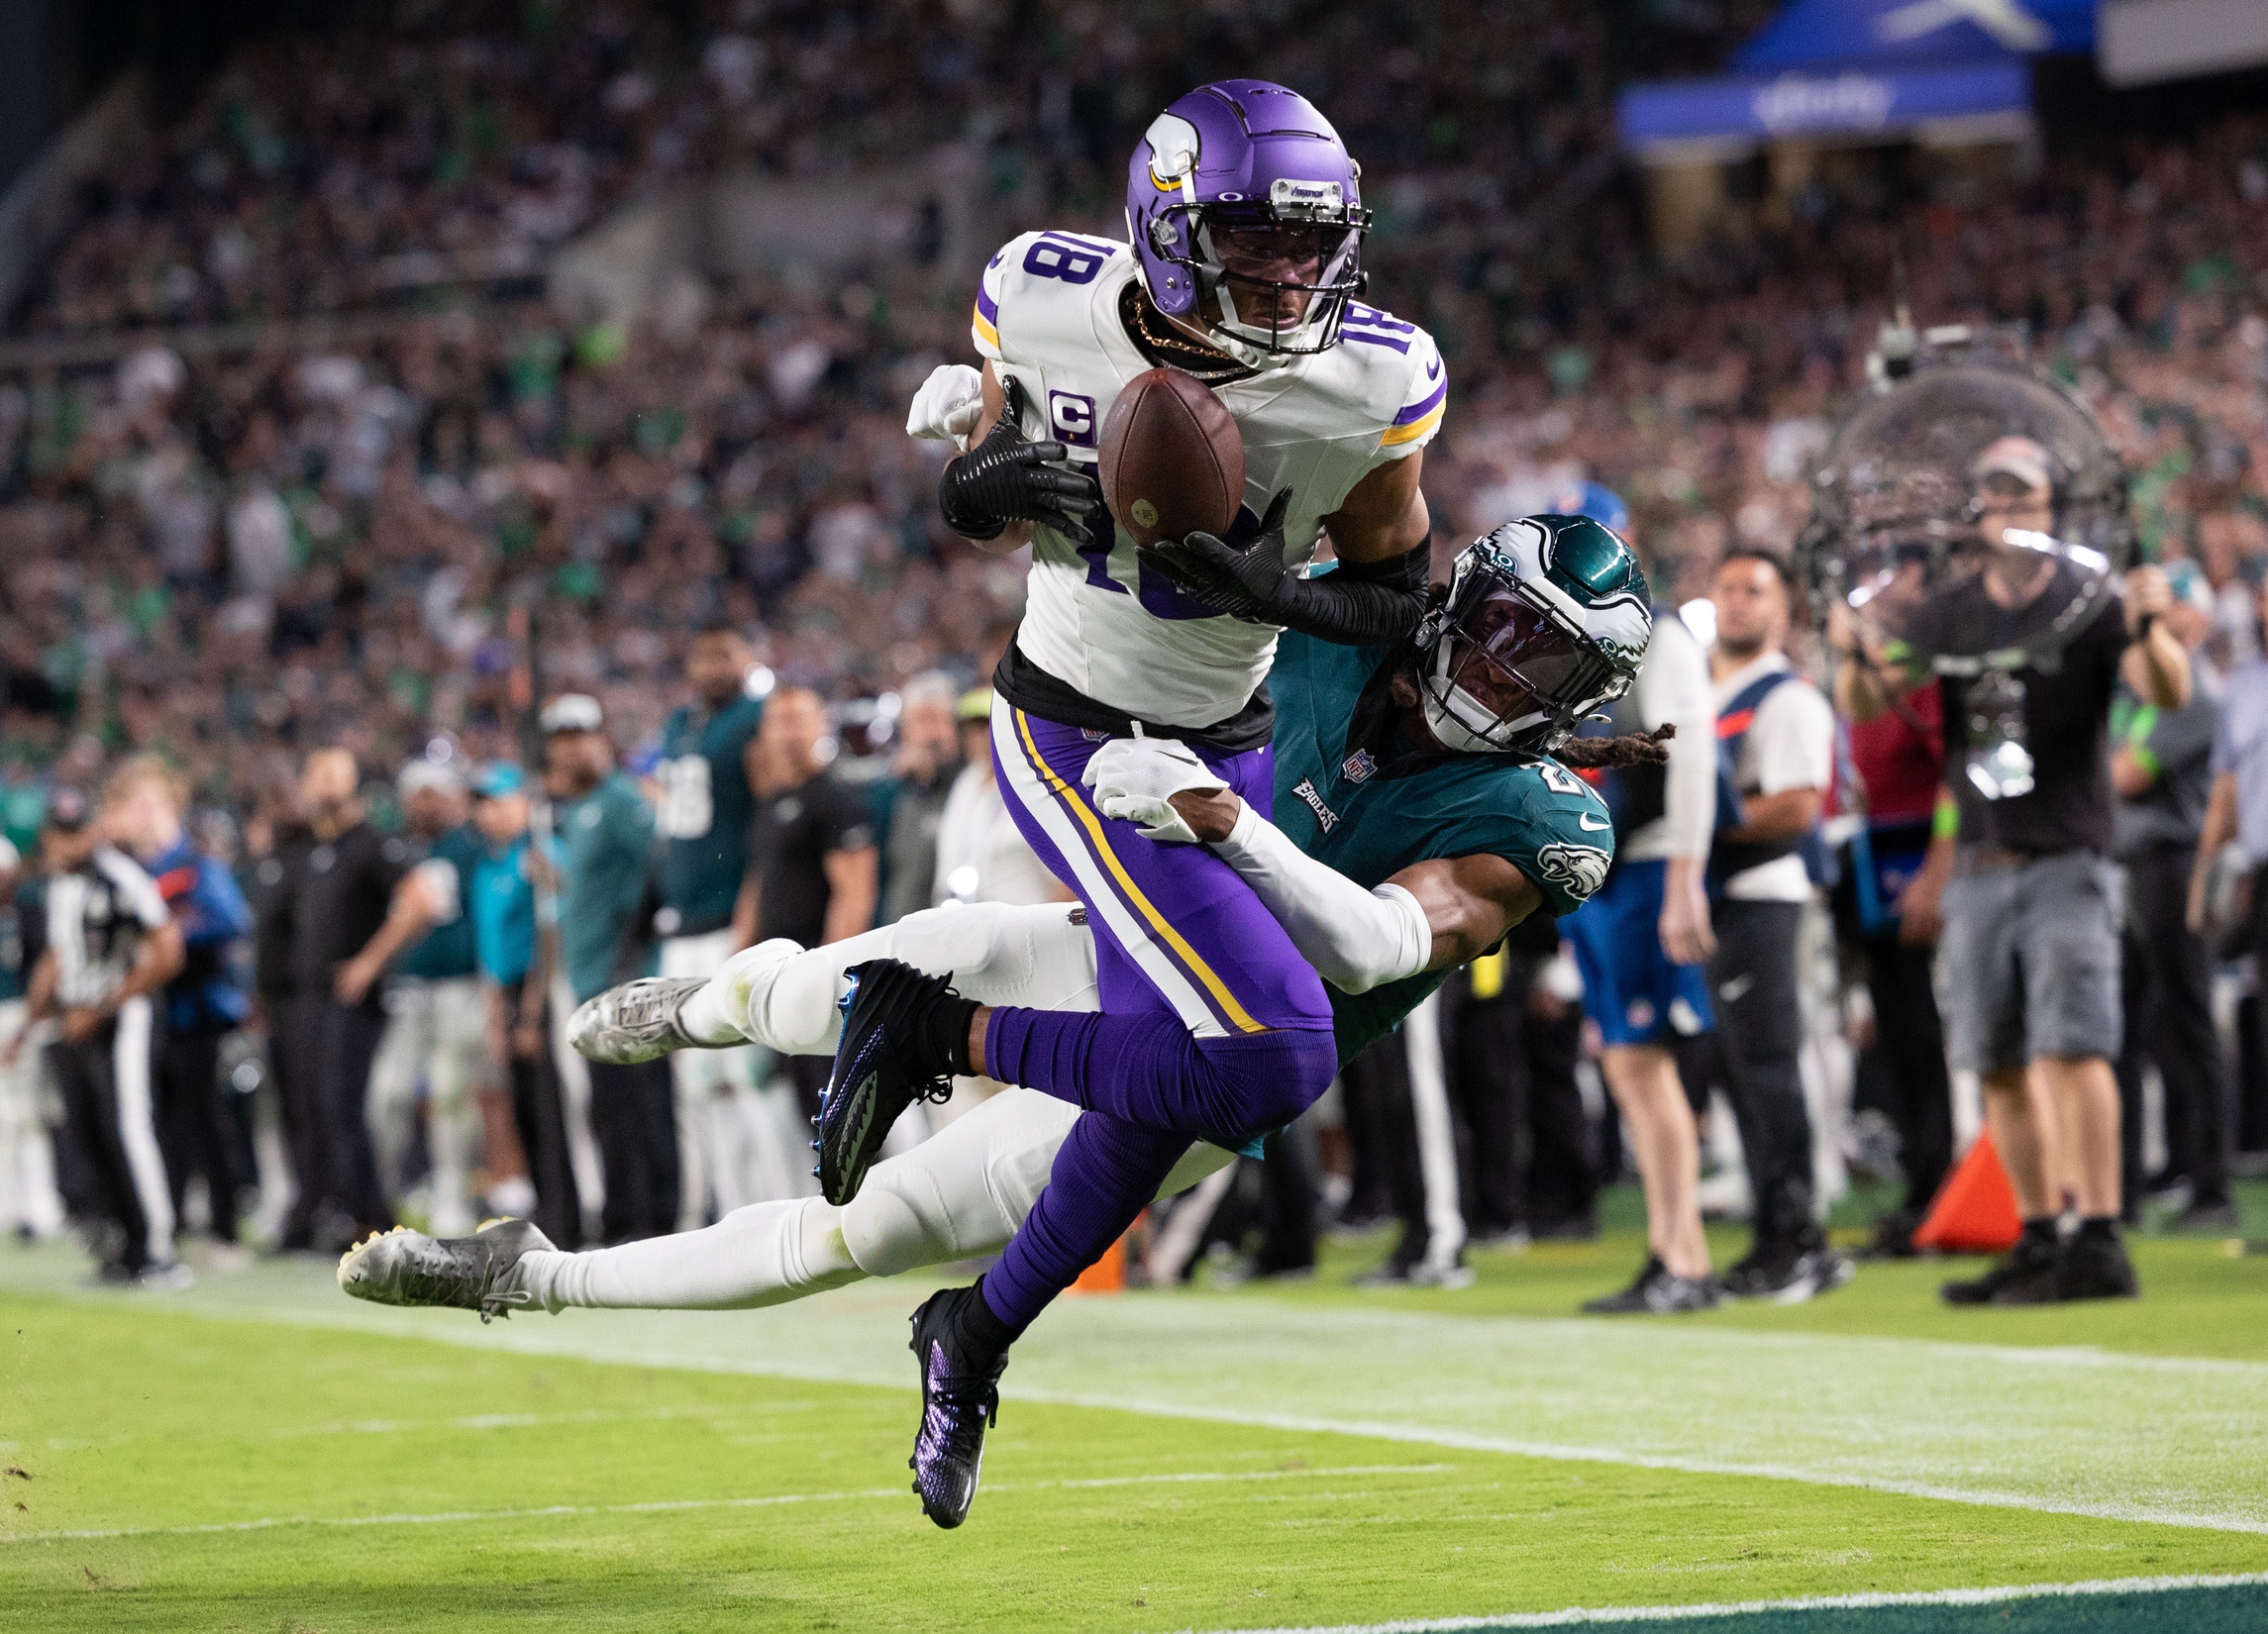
[653,623,780,1231]
[343,517,1668,1521]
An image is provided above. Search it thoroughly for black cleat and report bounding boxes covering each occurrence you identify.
[1581,1255,1721,1314]
[2057,1231,2139,1301]
[906,1285,1009,1529]
[815,960,960,1205]
[1719,1245,1854,1305]
[1941,1230,2060,1306]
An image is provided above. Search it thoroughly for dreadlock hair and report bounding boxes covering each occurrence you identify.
[1554,723,1675,769]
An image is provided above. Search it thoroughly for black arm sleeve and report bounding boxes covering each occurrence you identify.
[1261,541,1430,647]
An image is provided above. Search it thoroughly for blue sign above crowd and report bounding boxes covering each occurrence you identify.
[1618,0,2098,154]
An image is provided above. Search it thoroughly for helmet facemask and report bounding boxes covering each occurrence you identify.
[1145,180,1369,360]
[1418,562,1632,756]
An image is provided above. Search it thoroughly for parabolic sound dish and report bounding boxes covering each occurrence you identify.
[1796,357,2132,666]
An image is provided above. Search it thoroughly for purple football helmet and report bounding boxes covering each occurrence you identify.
[1125,80,1371,360]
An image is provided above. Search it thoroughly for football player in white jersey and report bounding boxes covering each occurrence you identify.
[812,78,1454,1525]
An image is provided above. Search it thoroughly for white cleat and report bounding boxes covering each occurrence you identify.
[337,1218,552,1323]
[567,976,710,1064]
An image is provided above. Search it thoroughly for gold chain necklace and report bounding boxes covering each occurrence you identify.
[1121,285,1255,386]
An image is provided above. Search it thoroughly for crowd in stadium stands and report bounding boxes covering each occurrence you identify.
[1,2,2266,1288]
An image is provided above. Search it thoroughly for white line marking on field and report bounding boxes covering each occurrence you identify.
[1198,1572,2268,1632]
[994,1389,2268,1537]
[0,1464,1455,1545]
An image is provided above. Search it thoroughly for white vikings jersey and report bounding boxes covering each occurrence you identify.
[973,230,1446,731]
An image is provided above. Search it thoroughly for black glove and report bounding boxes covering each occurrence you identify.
[1146,490,1431,646]
[938,377,1105,547]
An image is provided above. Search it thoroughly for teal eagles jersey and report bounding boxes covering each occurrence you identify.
[655,693,765,935]
[1268,632,1615,1064]
[394,824,483,980]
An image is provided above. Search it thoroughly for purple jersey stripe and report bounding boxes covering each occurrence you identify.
[1342,330,1411,355]
[976,281,999,326]
[1393,378,1447,425]
[1007,713,1249,1038]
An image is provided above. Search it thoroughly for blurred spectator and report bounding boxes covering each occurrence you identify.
[879,672,963,923]
[656,623,777,1228]
[744,686,878,1117]
[544,693,675,1243]
[1444,913,1596,1246]
[353,760,491,1239]
[281,748,401,1252]
[1344,996,1469,1289]
[1565,594,1719,1314]
[933,689,1066,909]
[469,761,570,1244]
[20,786,184,1281]
[2112,566,2232,1229]
[1827,607,1956,1261]
[1701,551,1845,1301]
[244,779,312,1240]
[2195,573,2268,1180]
[107,756,255,1249]
[0,834,64,1240]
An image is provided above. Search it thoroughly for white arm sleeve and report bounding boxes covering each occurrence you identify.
[1209,802,1431,994]
[1643,618,1718,859]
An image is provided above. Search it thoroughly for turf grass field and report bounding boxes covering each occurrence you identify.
[5,1192,2267,1632]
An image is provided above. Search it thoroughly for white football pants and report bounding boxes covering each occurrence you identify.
[365,976,489,1238]
[0,1000,64,1238]
[516,902,1233,1312]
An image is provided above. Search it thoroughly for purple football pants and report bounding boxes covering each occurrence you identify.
[979,697,1337,1334]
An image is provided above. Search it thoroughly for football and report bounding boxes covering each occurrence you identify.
[1096,365,1245,548]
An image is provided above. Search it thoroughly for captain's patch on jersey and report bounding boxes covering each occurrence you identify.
[1534,842,1610,903]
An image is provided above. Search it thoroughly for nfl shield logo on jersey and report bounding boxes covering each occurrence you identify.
[1341,749,1377,783]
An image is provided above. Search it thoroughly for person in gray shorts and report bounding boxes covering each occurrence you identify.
[1846,437,2190,1304]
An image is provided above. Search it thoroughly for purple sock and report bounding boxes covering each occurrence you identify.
[980,1109,1188,1335]
[984,1007,1337,1146]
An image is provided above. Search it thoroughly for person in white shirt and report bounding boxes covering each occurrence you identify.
[931,689,1072,911]
[1704,551,1849,1303]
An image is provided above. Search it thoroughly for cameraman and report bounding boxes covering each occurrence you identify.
[1844,438,2187,1304]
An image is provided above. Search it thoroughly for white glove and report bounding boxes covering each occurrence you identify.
[1082,734,1230,845]
[905,362,986,451]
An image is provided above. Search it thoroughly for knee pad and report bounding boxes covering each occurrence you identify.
[839,1177,945,1278]
[888,901,1016,980]
[1195,1027,1339,1137]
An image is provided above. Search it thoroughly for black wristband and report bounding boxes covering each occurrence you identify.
[1261,540,1430,646]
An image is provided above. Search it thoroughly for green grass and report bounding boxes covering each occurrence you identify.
[4,1186,2267,1633]
[1256,1197,2268,1363]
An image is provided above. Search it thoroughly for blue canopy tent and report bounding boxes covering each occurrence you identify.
[1619,0,2097,157]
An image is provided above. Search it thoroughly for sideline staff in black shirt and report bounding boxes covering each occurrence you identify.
[743,688,879,1114]
[278,749,400,1250]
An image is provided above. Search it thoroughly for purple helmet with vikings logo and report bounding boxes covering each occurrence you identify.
[1125,80,1371,360]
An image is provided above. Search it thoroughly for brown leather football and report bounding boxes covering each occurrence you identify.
[1096,366,1245,549]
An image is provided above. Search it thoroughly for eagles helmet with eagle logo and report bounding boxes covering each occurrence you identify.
[1126,80,1372,361]
[1415,516,1651,756]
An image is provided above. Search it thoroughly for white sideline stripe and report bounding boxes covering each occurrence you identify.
[1202,1572,2268,1632]
[1003,1388,2268,1537]
[0,1464,1453,1545]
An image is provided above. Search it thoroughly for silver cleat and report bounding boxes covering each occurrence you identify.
[337,1218,553,1323]
[567,975,709,1064]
